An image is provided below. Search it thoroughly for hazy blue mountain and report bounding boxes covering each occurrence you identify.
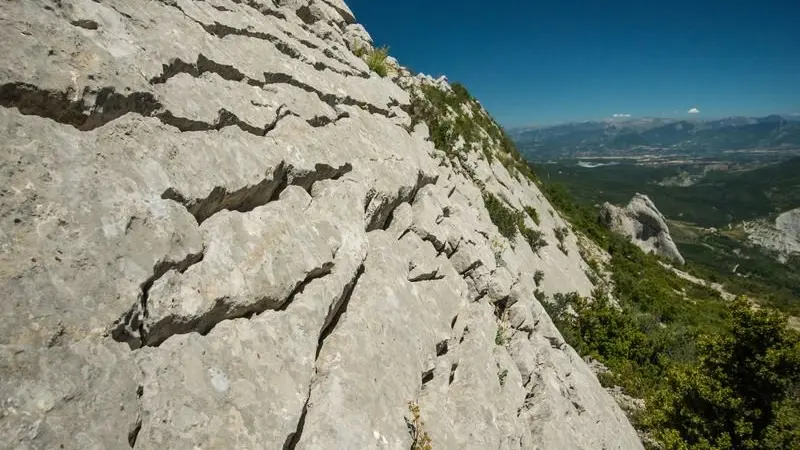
[512,115,800,159]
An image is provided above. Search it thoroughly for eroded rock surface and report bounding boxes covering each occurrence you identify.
[744,207,800,263]
[0,1,642,449]
[600,193,685,265]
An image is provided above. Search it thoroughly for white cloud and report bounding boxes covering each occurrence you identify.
[688,107,700,114]
[790,112,800,116]
[612,113,632,118]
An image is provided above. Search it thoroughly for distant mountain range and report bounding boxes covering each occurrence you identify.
[511,115,800,159]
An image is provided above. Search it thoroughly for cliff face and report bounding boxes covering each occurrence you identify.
[744,207,800,263]
[0,1,642,449]
[600,194,686,265]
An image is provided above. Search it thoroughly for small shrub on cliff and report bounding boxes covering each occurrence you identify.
[352,44,367,58]
[495,325,508,346]
[366,46,390,77]
[498,368,509,386]
[483,193,521,240]
[406,402,433,450]
[519,223,548,254]
[554,226,570,255]
[534,270,545,287]
[524,206,541,225]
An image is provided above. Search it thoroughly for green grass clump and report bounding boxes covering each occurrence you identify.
[353,44,367,58]
[366,46,390,77]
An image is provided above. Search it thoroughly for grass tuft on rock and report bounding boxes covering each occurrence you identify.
[366,46,390,77]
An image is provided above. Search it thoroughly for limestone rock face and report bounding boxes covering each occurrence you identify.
[744,207,800,263]
[601,193,686,265]
[0,1,642,449]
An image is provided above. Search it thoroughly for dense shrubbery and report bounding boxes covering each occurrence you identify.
[538,172,800,449]
[647,299,800,449]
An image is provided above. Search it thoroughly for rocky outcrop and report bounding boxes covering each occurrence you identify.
[0,1,642,449]
[600,194,685,265]
[743,208,800,263]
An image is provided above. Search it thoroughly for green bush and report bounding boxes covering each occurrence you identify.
[495,326,507,346]
[646,299,800,449]
[366,46,390,77]
[483,193,520,240]
[524,206,541,225]
[520,223,547,253]
[534,270,545,287]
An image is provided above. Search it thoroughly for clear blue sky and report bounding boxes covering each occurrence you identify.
[347,0,800,127]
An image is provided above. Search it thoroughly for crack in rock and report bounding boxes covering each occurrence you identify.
[127,385,144,447]
[261,72,391,117]
[421,368,435,385]
[365,171,438,232]
[115,261,335,348]
[230,0,366,74]
[0,82,160,130]
[282,390,309,450]
[198,21,358,77]
[0,79,326,137]
[156,104,295,136]
[111,249,205,349]
[408,268,444,283]
[150,54,252,85]
[230,0,287,20]
[316,263,365,357]
[161,161,352,225]
[159,0,362,78]
[150,55,389,117]
[282,263,365,448]
[320,0,356,24]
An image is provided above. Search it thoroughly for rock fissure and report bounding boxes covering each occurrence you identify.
[229,0,287,20]
[161,161,352,225]
[119,260,336,349]
[366,171,438,231]
[150,55,389,117]
[316,263,365,358]
[408,268,444,282]
[195,20,358,77]
[0,82,160,130]
[111,249,205,349]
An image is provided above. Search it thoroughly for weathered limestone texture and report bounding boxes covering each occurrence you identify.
[0,1,642,448]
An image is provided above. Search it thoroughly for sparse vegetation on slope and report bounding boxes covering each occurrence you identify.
[408,82,537,182]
